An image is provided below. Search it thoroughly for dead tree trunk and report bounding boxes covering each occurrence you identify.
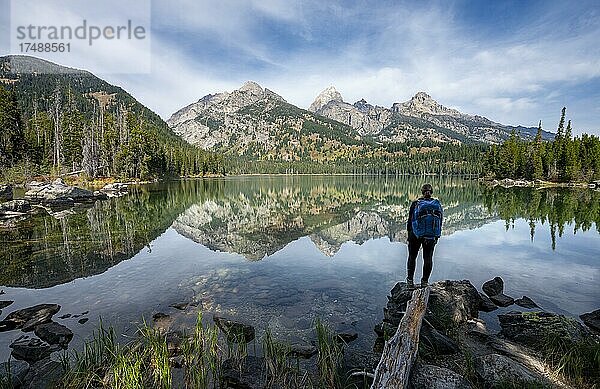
[370,286,430,389]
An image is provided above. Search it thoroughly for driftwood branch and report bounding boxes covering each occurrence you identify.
[371,286,430,389]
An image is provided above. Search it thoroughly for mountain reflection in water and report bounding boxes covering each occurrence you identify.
[1,176,599,289]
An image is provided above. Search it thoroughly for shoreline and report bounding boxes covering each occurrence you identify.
[1,277,598,388]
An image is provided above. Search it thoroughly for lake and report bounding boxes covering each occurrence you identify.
[1,176,599,364]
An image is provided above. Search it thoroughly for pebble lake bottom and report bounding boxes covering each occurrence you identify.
[1,176,598,364]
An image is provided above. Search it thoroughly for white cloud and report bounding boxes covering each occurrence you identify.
[3,0,599,133]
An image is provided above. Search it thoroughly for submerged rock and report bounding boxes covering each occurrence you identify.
[221,356,265,389]
[489,293,514,308]
[34,321,73,348]
[580,309,600,333]
[336,331,358,344]
[165,331,183,357]
[213,316,255,343]
[498,311,590,347]
[288,344,317,359]
[475,353,540,387]
[482,277,504,297]
[411,363,473,389]
[514,296,539,309]
[3,304,61,331]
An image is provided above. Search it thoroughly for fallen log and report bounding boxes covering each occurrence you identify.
[371,286,430,389]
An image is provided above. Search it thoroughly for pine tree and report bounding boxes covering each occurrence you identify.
[0,85,26,167]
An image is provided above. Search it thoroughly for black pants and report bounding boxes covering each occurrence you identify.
[407,233,437,282]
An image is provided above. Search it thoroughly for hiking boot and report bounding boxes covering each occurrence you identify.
[420,280,429,288]
[406,278,415,289]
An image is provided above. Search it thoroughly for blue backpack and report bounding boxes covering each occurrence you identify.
[412,198,443,239]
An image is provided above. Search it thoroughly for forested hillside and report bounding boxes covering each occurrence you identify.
[0,56,225,182]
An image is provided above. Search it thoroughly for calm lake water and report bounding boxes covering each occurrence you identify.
[1,176,599,362]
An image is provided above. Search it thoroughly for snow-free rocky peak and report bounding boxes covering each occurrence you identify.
[392,92,462,117]
[309,86,344,112]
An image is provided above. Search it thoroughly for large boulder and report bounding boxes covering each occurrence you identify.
[0,184,13,201]
[34,321,73,348]
[426,280,481,329]
[24,178,99,204]
[499,311,590,347]
[410,364,473,389]
[580,309,600,333]
[475,354,540,387]
[3,304,61,331]
[482,277,504,297]
[213,316,255,343]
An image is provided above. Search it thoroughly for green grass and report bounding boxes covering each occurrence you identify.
[60,319,120,388]
[58,316,356,389]
[181,312,221,389]
[540,333,600,388]
[315,318,344,389]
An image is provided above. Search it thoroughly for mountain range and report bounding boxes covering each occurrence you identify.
[1,56,555,167]
[168,82,554,157]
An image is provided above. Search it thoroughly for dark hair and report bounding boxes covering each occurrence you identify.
[421,183,433,194]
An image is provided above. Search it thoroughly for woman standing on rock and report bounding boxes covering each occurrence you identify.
[406,183,443,288]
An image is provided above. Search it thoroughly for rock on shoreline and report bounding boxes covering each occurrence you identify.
[373,277,599,388]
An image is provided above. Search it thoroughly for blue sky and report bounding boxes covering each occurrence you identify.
[1,0,600,135]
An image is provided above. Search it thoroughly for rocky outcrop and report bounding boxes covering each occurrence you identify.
[24,178,105,205]
[392,92,461,117]
[373,279,581,389]
[309,87,390,136]
[375,280,480,357]
[309,86,344,112]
